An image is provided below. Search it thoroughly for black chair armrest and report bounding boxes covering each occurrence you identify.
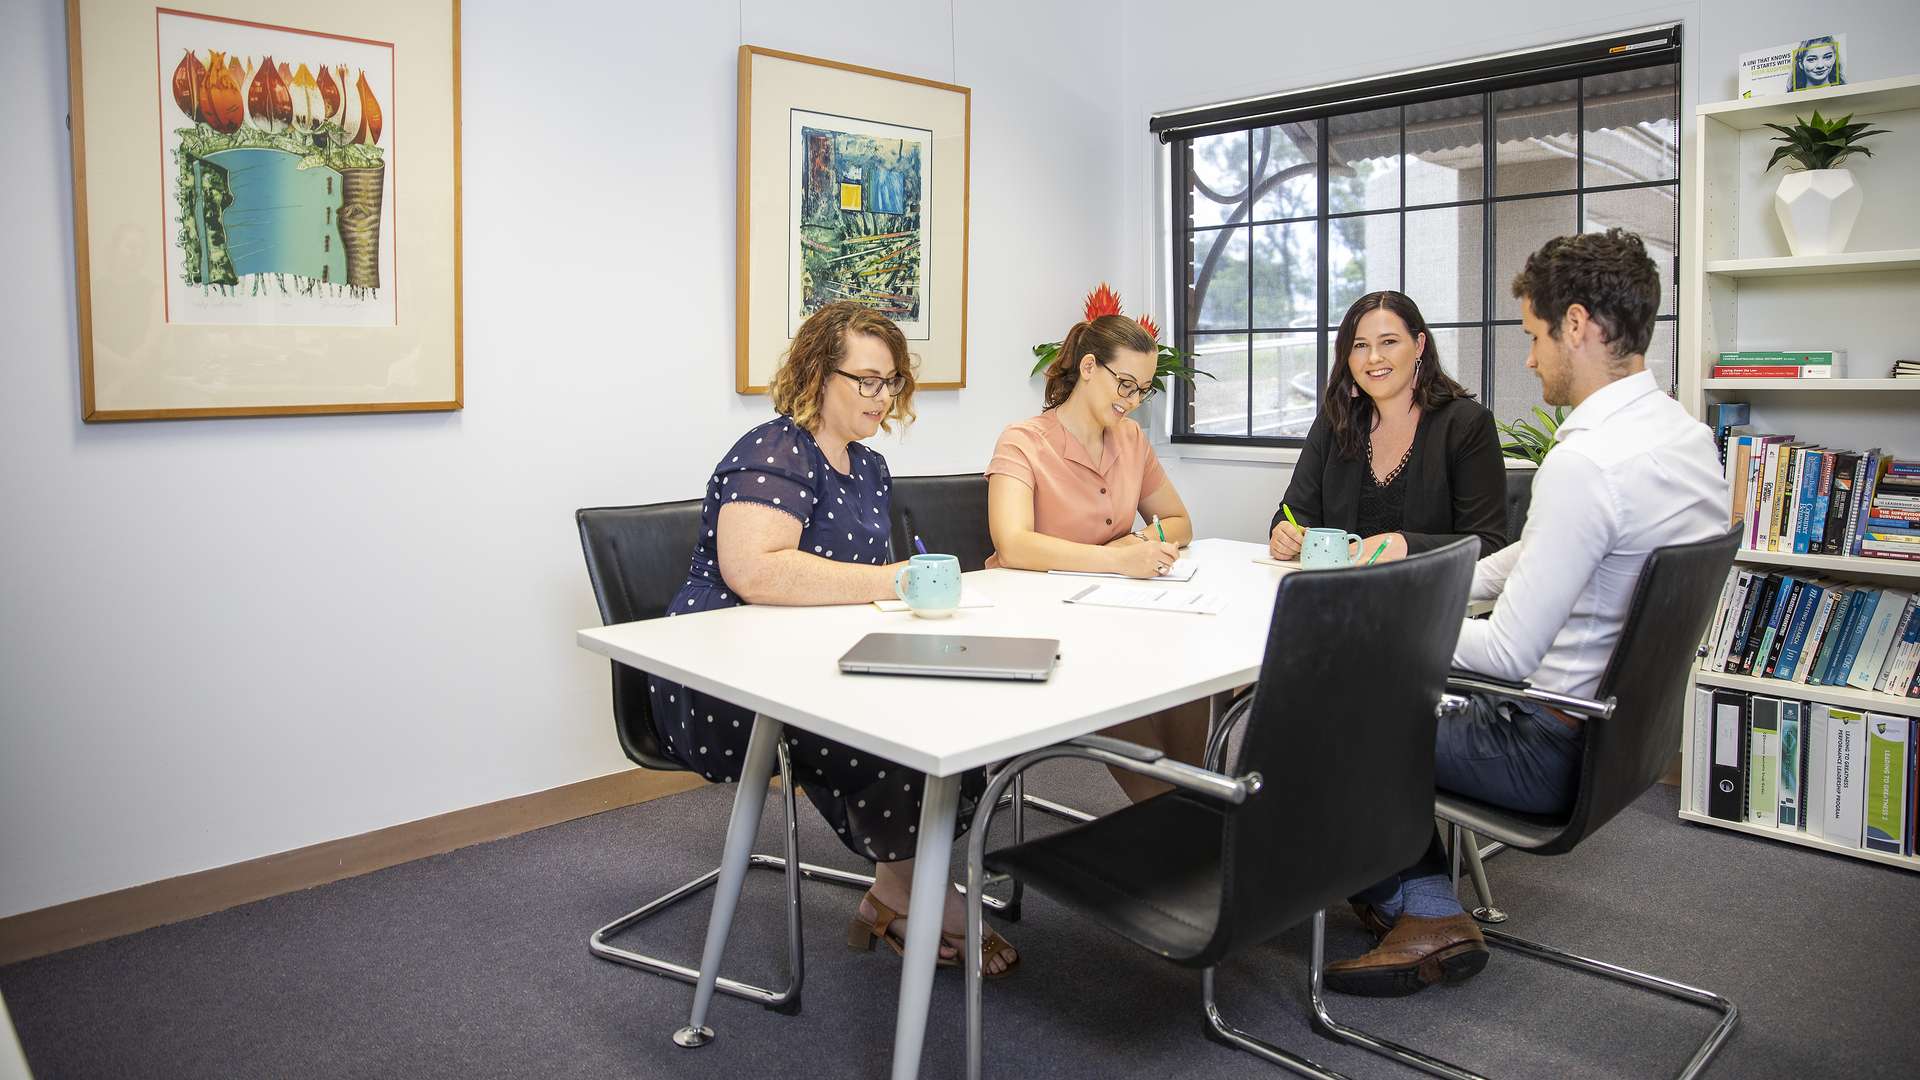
[1446,669,1615,721]
[1448,667,1531,692]
[1071,734,1166,764]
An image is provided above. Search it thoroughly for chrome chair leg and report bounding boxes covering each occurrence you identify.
[590,741,873,1013]
[1456,828,1508,925]
[591,745,1017,1011]
[1199,919,1353,1079]
[1308,909,1738,1080]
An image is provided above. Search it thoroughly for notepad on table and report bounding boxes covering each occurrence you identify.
[872,593,996,613]
[1251,556,1301,569]
[1048,558,1198,582]
[1063,583,1228,615]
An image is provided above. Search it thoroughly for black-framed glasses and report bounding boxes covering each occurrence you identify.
[834,370,907,398]
[1100,363,1157,404]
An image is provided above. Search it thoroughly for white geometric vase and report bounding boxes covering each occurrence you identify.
[1773,169,1861,256]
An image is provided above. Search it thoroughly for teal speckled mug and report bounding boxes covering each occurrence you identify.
[893,553,962,617]
[1300,527,1363,569]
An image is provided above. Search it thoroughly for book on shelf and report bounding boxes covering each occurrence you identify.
[1780,700,1805,828]
[1699,565,1920,699]
[1893,360,1920,380]
[1862,462,1920,562]
[1723,434,1914,562]
[1819,704,1868,848]
[1690,689,1917,853]
[1864,715,1910,854]
[1749,698,1780,827]
[1708,689,1748,822]
[1713,350,1843,378]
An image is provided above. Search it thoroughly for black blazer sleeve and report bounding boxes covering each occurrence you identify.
[1272,413,1333,534]
[1400,402,1509,558]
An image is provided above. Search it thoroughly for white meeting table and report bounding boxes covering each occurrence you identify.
[576,538,1293,1079]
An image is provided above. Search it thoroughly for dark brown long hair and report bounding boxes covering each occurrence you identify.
[1324,291,1472,460]
[1043,315,1155,410]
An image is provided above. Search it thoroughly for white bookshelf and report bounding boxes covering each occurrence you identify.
[1703,248,1920,277]
[1694,668,1920,720]
[1680,75,1920,871]
[1732,549,1920,580]
[1701,378,1920,392]
[1675,810,1920,872]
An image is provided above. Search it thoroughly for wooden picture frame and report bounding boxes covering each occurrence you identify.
[66,0,462,421]
[736,46,970,394]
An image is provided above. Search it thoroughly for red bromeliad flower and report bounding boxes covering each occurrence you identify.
[1137,313,1160,340]
[1083,283,1122,321]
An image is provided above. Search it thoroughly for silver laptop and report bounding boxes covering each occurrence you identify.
[838,633,1060,681]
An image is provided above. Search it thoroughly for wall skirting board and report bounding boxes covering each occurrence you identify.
[0,769,704,967]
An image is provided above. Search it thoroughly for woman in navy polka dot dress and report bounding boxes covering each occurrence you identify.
[649,302,1016,976]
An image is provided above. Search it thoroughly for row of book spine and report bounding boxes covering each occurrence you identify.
[1690,688,1916,856]
[1724,436,1920,562]
[1702,567,1920,699]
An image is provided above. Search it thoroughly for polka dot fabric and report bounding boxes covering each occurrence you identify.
[648,417,985,862]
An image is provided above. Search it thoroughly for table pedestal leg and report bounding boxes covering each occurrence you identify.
[888,772,963,1080]
[674,712,784,1048]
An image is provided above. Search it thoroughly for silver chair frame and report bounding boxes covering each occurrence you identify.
[963,719,1360,1080]
[591,743,1055,1016]
[1306,681,1740,1080]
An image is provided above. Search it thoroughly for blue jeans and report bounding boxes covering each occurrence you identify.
[1435,690,1582,816]
[1362,691,1582,899]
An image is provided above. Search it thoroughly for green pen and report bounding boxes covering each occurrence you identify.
[1282,503,1303,531]
[1152,514,1166,542]
[1365,540,1388,565]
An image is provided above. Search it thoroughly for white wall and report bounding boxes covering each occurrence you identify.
[1125,0,1920,545]
[6,0,1917,920]
[0,0,1124,918]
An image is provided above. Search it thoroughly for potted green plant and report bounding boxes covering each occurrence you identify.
[1031,284,1209,397]
[1763,110,1889,256]
[1495,406,1567,465]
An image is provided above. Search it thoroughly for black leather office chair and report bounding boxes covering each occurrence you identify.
[1315,527,1742,1080]
[887,472,997,572]
[961,539,1480,1079]
[887,473,1097,919]
[576,500,874,1015]
[1503,466,1536,543]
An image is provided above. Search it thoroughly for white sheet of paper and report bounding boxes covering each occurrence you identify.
[1048,558,1199,582]
[1062,583,1228,615]
[1251,556,1301,568]
[872,593,996,613]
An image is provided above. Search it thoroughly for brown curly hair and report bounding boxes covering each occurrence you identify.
[769,302,918,433]
[1043,315,1155,410]
[1510,228,1661,368]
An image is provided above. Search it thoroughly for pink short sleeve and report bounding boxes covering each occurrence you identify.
[1138,436,1168,500]
[986,425,1038,488]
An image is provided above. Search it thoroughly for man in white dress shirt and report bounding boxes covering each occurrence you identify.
[1325,229,1730,996]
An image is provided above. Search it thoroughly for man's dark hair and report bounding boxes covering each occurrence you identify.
[1510,228,1661,363]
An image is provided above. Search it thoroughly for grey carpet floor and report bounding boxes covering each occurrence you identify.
[5,762,1918,1079]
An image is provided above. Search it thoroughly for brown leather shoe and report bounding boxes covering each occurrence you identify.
[1323,912,1489,997]
[1349,901,1394,938]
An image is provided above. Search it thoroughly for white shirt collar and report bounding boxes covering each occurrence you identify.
[1554,368,1659,442]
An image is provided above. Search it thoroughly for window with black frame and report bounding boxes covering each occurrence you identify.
[1159,26,1682,445]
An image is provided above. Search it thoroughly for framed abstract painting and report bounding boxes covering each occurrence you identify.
[65,0,461,421]
[736,46,970,393]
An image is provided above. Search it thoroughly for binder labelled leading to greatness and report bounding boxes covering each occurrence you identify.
[1709,689,1748,821]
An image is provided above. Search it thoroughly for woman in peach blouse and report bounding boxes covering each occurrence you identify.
[985,314,1204,800]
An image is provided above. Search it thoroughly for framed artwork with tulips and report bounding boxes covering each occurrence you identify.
[736,46,970,393]
[65,1,461,421]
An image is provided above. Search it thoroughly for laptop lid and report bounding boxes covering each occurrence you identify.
[838,633,1059,681]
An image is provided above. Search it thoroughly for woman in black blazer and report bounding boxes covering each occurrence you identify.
[1270,291,1508,563]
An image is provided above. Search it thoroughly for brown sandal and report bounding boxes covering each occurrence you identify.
[846,891,1021,979]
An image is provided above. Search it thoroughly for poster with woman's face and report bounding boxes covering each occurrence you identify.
[1792,35,1846,92]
